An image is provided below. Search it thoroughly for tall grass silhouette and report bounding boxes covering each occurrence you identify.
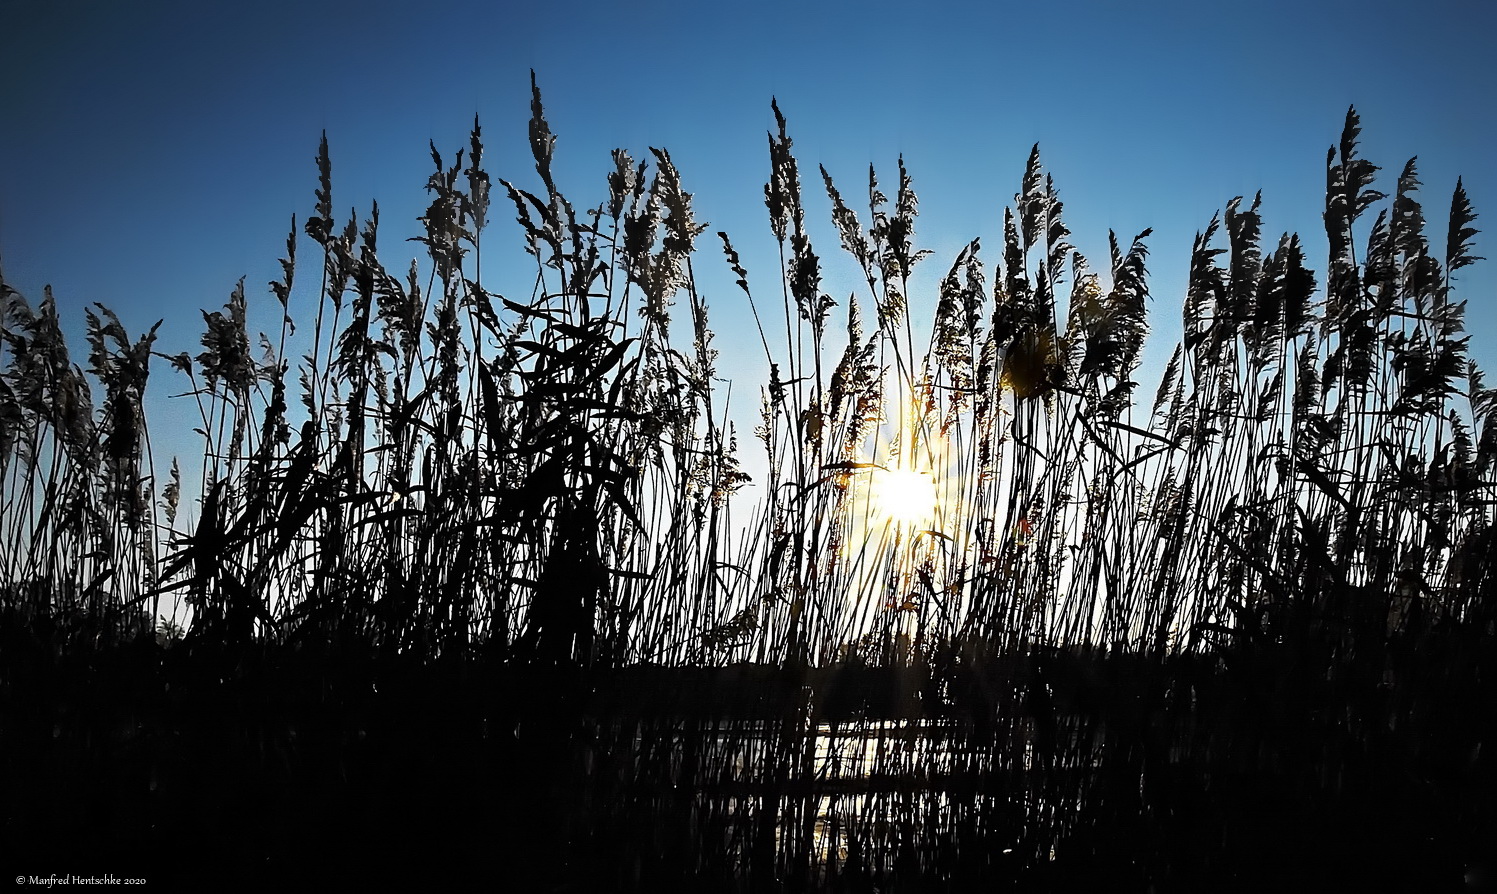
[2,76,1494,890]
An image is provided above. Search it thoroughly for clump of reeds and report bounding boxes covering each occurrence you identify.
[5,76,1490,672]
[0,279,167,645]
[724,103,1494,673]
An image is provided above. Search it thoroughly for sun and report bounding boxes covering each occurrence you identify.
[870,467,937,527]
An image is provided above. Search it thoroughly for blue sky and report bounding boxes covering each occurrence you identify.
[3,0,1495,492]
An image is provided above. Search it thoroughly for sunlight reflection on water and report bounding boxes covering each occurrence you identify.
[668,718,1047,872]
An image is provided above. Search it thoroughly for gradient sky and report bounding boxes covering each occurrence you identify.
[3,0,1495,495]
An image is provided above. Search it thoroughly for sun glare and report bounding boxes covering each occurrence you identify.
[870,467,937,527]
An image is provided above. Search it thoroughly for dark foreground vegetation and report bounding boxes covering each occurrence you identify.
[3,76,1495,890]
[4,637,1495,890]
